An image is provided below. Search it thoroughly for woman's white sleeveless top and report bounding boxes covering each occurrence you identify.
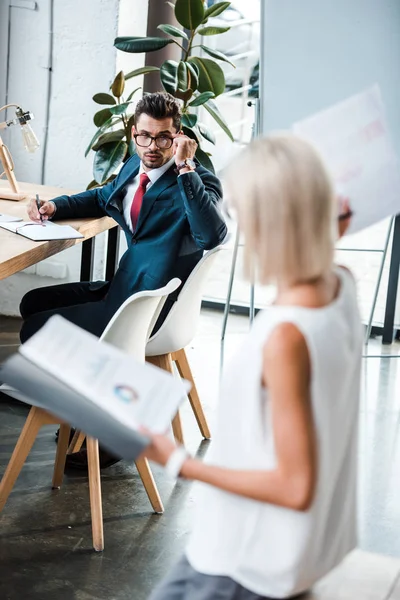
[186,268,363,598]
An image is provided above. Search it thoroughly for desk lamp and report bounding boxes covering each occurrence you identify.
[0,103,40,201]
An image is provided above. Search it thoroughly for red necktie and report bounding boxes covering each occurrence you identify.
[130,173,150,231]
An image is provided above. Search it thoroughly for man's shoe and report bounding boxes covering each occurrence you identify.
[55,427,86,448]
[64,447,121,471]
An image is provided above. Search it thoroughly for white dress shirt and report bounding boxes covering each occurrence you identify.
[122,156,176,232]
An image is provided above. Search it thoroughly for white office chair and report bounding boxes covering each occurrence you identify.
[146,247,223,444]
[0,278,181,552]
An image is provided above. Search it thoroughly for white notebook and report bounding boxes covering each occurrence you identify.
[0,213,23,223]
[0,220,84,241]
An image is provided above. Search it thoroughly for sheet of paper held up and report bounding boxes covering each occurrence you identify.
[293,85,400,234]
[20,315,190,434]
[0,220,84,241]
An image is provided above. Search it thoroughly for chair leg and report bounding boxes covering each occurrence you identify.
[171,413,184,446]
[135,457,164,514]
[173,348,211,439]
[67,430,86,454]
[147,354,185,446]
[0,407,47,512]
[52,424,71,489]
[86,437,104,552]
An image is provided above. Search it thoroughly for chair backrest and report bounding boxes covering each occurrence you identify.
[145,246,223,356]
[100,278,181,363]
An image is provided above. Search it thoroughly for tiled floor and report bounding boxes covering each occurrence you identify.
[1,311,400,599]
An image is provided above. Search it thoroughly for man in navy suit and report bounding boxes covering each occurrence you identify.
[20,92,227,468]
[21,92,227,343]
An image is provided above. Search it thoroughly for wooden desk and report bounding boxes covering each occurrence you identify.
[0,180,119,281]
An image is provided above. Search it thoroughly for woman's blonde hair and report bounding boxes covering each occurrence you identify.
[226,134,335,286]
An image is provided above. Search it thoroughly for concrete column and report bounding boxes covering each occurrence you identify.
[144,0,183,93]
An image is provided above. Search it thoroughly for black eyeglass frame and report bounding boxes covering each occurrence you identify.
[133,134,175,149]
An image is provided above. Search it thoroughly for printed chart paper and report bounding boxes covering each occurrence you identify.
[293,85,400,233]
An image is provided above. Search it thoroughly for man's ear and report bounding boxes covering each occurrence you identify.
[132,125,136,137]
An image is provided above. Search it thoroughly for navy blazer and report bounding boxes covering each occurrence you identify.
[51,154,227,324]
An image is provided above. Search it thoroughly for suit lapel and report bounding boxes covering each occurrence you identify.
[135,163,177,234]
[107,154,141,212]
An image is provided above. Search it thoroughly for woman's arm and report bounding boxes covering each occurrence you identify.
[143,322,318,512]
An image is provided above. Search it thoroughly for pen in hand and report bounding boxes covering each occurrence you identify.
[36,194,45,226]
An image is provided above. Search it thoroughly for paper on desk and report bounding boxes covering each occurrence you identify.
[19,315,190,434]
[0,220,83,240]
[0,213,22,223]
[293,85,400,234]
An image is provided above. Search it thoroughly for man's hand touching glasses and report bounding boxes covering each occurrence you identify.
[173,132,198,174]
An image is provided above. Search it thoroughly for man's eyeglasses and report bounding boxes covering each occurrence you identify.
[134,134,174,150]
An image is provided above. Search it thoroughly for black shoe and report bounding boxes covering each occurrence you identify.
[64,447,121,471]
[55,427,86,448]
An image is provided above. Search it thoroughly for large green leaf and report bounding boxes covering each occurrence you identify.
[186,61,199,91]
[126,87,141,102]
[93,93,116,105]
[182,125,200,143]
[128,139,136,157]
[200,45,236,67]
[174,0,205,30]
[203,99,234,141]
[160,60,179,94]
[181,113,198,128]
[92,129,126,151]
[86,179,101,190]
[93,141,128,184]
[111,71,125,97]
[203,1,231,20]
[157,24,188,40]
[197,26,230,36]
[85,117,117,157]
[195,146,215,173]
[177,61,188,91]
[125,66,160,80]
[126,115,136,132]
[93,108,113,127]
[188,57,225,97]
[197,122,216,144]
[189,91,215,107]
[114,36,173,53]
[110,102,131,116]
[175,88,194,102]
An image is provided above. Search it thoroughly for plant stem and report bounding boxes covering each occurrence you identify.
[184,30,195,62]
[172,40,185,52]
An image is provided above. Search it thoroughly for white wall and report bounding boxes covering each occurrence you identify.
[0,0,149,316]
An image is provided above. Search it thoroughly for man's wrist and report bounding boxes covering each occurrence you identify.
[165,446,191,479]
[176,158,196,174]
[48,201,57,219]
[178,167,195,175]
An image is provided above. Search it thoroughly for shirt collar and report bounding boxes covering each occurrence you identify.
[139,156,176,184]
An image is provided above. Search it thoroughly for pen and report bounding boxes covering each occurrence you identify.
[36,194,44,226]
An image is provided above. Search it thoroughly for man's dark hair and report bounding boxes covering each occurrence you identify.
[134,92,182,131]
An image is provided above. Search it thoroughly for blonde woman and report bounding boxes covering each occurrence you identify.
[144,135,362,600]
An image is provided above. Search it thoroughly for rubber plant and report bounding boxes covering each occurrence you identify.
[85,66,158,188]
[113,0,235,174]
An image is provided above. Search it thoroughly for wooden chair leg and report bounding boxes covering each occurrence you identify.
[135,457,164,514]
[173,348,211,439]
[52,424,71,489]
[0,407,48,512]
[67,430,86,454]
[86,437,104,552]
[171,412,184,446]
[147,353,185,446]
